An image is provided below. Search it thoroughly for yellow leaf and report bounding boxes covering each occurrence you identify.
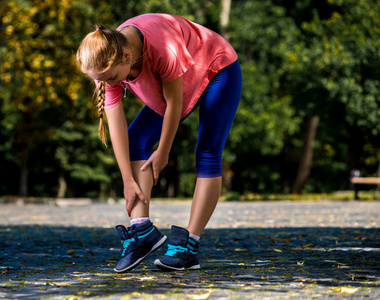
[45,77,53,85]
[139,276,156,281]
[67,249,77,254]
[273,248,282,252]
[302,244,315,247]
[234,248,247,252]
[185,290,212,300]
[332,287,358,294]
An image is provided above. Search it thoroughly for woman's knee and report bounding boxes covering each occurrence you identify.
[195,155,222,178]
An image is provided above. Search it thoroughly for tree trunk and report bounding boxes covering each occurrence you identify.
[57,175,67,198]
[166,154,179,198]
[19,162,28,196]
[220,0,231,40]
[292,116,320,194]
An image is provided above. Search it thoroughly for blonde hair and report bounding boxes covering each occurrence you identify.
[76,25,129,147]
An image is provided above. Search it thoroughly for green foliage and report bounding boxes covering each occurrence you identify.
[229,1,302,156]
[282,0,380,124]
[224,1,302,192]
[0,0,118,196]
[109,0,220,29]
[278,0,380,192]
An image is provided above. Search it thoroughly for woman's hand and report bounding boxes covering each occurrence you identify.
[140,149,169,185]
[139,76,183,185]
[124,179,148,216]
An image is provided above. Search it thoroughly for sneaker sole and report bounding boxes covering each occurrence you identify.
[154,259,201,271]
[114,235,167,273]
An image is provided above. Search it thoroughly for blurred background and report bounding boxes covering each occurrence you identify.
[1,0,380,200]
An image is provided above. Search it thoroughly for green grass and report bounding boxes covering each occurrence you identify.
[221,190,380,201]
[2,190,380,203]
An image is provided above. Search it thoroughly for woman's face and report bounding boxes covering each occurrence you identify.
[88,62,131,87]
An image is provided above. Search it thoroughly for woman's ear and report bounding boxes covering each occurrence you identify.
[122,49,132,64]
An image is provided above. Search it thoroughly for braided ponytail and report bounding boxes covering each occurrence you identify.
[76,24,130,146]
[96,80,108,147]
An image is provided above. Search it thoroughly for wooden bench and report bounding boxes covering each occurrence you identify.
[350,176,380,200]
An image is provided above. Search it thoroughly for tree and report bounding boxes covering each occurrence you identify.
[227,0,301,193]
[281,0,380,193]
[0,0,116,197]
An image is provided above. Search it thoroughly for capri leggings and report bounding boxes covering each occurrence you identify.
[128,59,242,178]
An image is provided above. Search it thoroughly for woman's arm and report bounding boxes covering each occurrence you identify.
[105,102,148,215]
[141,76,183,185]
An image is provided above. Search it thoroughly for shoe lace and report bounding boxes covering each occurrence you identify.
[121,238,135,256]
[165,244,187,257]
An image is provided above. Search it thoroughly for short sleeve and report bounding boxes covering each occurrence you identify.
[105,83,123,110]
[94,80,123,110]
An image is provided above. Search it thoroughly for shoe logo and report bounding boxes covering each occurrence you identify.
[137,227,155,239]
[187,242,198,255]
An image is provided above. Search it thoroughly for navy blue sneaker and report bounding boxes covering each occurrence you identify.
[114,221,167,272]
[154,225,200,271]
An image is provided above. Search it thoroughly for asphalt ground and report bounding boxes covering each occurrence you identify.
[0,199,379,299]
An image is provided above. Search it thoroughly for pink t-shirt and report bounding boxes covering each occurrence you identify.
[104,14,238,118]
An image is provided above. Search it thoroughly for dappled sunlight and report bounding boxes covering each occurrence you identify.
[1,224,379,298]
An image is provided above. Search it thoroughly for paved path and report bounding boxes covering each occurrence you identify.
[1,200,379,299]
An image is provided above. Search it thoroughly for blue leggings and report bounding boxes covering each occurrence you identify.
[128,60,242,178]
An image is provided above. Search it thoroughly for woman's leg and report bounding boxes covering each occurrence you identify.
[187,177,222,236]
[154,61,242,271]
[127,106,163,219]
[187,60,242,236]
[114,106,166,273]
[129,160,153,219]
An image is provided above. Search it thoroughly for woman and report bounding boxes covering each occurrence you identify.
[76,13,242,272]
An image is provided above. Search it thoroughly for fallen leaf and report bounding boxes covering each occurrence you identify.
[273,248,282,252]
[234,248,247,252]
[302,244,315,247]
[332,287,358,294]
[139,276,156,281]
[297,261,305,266]
[185,290,212,300]
[337,265,349,269]
[67,249,77,254]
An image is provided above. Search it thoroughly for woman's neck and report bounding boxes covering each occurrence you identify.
[121,26,143,79]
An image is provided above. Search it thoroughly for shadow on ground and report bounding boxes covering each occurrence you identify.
[1,225,379,299]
